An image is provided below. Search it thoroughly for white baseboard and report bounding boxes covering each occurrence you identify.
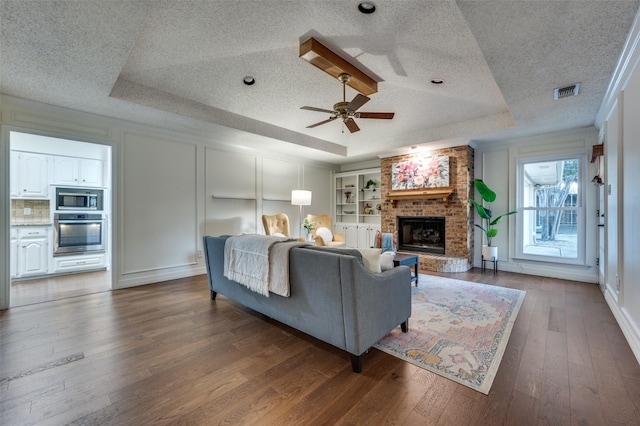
[114,266,207,289]
[473,260,598,283]
[604,287,640,365]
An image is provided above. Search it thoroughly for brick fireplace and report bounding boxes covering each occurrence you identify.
[380,145,474,272]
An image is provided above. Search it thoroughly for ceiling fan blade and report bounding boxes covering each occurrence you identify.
[347,94,370,112]
[344,118,360,133]
[301,106,336,114]
[306,116,337,128]
[357,112,395,119]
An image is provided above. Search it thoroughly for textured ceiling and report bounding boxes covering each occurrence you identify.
[1,0,638,164]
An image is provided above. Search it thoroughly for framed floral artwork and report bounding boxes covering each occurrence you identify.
[391,156,450,190]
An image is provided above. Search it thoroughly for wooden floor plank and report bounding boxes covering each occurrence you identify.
[538,330,570,424]
[1,271,638,425]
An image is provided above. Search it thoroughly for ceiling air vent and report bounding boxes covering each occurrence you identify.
[554,83,580,100]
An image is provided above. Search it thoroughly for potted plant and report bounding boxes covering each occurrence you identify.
[469,179,517,260]
[302,218,315,242]
[364,179,377,191]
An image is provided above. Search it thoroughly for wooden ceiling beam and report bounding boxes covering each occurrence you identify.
[299,38,378,96]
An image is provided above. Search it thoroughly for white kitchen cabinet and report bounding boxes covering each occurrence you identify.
[12,152,49,198]
[53,156,104,187]
[52,156,79,186]
[53,253,105,273]
[10,151,20,198]
[79,159,104,187]
[10,228,18,278]
[16,227,49,277]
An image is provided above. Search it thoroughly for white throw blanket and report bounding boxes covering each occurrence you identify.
[223,235,304,297]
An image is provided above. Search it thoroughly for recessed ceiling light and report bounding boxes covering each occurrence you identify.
[430,78,444,85]
[358,2,376,14]
[243,76,255,86]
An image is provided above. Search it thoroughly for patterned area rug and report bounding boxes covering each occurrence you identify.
[374,274,526,394]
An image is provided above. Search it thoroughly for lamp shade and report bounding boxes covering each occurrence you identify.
[291,190,312,206]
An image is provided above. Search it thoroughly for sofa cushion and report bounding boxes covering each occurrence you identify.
[380,252,395,271]
[316,227,333,244]
[357,248,382,273]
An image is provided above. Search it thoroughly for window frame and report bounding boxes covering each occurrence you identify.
[515,153,587,266]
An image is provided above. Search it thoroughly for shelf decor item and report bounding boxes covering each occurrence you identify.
[364,179,377,191]
[344,191,353,203]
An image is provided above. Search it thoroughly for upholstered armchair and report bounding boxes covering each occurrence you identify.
[262,213,291,237]
[306,214,346,247]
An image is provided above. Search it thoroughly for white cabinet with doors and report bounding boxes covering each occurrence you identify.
[10,151,20,198]
[53,156,104,187]
[10,228,18,278]
[335,223,358,247]
[14,226,50,278]
[357,224,381,249]
[11,152,49,199]
[334,168,381,248]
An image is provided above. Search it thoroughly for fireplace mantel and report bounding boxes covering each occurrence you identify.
[387,188,454,207]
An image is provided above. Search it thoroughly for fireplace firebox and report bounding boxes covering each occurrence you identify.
[397,216,445,254]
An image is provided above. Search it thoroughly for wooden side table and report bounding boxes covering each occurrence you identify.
[393,253,419,286]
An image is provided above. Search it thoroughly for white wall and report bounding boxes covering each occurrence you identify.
[622,66,640,337]
[0,96,335,307]
[473,128,599,283]
[596,8,640,363]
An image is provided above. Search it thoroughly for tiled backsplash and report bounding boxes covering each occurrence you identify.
[11,199,51,224]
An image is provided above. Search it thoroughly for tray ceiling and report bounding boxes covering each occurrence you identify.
[1,0,638,164]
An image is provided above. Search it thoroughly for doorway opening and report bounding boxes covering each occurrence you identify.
[9,131,112,307]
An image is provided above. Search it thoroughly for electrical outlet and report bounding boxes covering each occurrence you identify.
[24,207,32,215]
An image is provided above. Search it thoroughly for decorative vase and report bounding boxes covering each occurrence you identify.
[307,233,314,243]
[482,245,498,260]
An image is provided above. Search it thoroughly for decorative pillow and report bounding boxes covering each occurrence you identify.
[315,227,333,244]
[380,251,395,271]
[357,248,382,273]
[272,232,286,238]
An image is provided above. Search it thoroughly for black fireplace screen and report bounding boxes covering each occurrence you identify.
[397,216,445,254]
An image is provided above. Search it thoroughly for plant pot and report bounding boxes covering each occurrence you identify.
[482,245,498,261]
[307,233,314,243]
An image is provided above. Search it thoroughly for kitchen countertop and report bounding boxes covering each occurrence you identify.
[11,223,52,226]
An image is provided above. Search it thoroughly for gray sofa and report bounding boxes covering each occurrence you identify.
[202,235,412,372]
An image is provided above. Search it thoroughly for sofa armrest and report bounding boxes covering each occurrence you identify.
[339,259,412,356]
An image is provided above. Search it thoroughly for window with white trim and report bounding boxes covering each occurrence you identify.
[516,154,586,265]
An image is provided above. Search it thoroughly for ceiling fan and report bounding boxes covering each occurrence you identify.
[301,73,395,133]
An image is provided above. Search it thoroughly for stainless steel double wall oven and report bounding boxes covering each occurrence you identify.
[53,187,106,256]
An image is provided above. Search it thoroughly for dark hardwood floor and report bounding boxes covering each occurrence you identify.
[1,269,639,425]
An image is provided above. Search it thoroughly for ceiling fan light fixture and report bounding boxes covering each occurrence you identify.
[358,2,376,14]
[243,76,255,86]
